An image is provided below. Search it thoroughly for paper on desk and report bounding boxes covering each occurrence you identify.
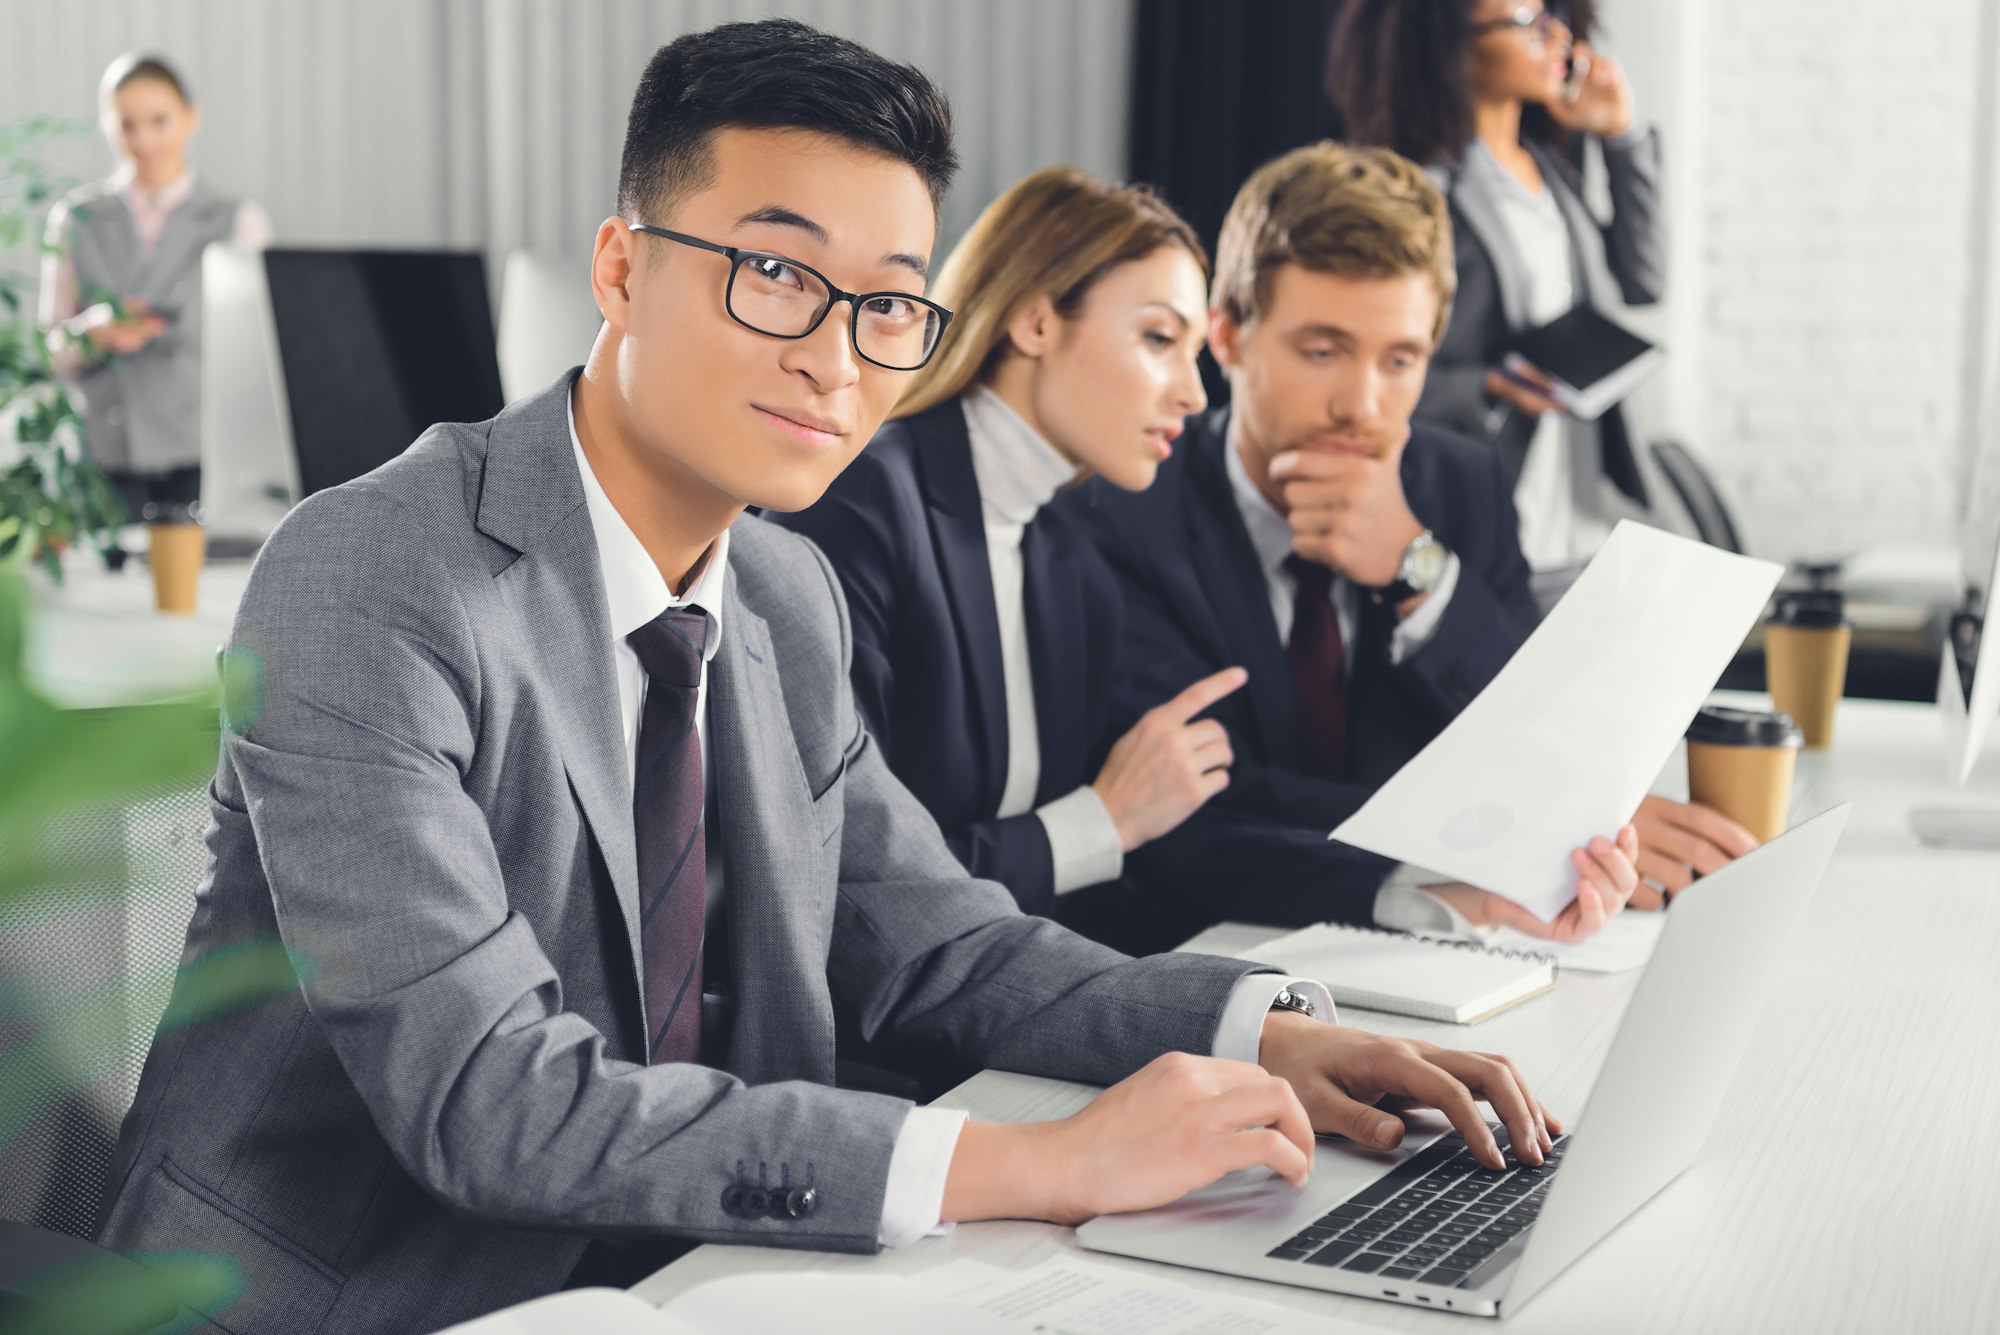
[1479,907,1665,974]
[929,1255,1373,1335]
[1333,522,1782,921]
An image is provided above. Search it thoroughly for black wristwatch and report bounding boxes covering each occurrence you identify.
[1372,529,1448,605]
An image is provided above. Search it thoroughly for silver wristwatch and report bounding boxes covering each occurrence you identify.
[1268,986,1318,1019]
[1376,529,1448,604]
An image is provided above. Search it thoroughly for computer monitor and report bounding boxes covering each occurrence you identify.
[202,247,506,546]
[262,249,504,498]
[497,251,603,404]
[1910,453,2000,846]
[200,244,298,552]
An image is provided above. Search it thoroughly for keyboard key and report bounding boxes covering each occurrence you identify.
[1294,1226,1339,1242]
[1461,1201,1507,1217]
[1405,1245,1451,1264]
[1388,1187,1433,1206]
[1266,1244,1313,1261]
[1412,1207,1457,1225]
[1437,1221,1479,1237]
[1488,1179,1533,1198]
[1341,1253,1399,1275]
[1303,1241,1361,1268]
[1381,1267,1425,1280]
[1423,1267,1469,1288]
[1384,1229,1428,1247]
[1320,1204,1371,1224]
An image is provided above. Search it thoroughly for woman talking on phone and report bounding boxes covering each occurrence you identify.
[39,53,270,524]
[772,168,1238,954]
[1330,4,1749,909]
[1328,0,1677,611]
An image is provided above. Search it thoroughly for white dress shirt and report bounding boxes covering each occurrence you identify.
[960,387,1127,894]
[571,387,1353,1246]
[1221,423,1474,936]
[1471,141,1613,575]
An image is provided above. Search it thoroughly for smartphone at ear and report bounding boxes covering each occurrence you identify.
[1563,47,1592,105]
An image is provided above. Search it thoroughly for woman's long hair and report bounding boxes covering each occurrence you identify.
[1325,0,1598,167]
[894,166,1206,420]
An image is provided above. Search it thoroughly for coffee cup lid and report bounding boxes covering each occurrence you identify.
[1766,591,1848,628]
[1686,704,1803,748]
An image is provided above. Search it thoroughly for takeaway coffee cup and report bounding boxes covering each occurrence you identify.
[1684,705,1803,844]
[1764,591,1851,749]
[147,507,205,615]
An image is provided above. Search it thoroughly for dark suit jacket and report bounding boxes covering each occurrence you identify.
[770,399,1117,916]
[1065,407,1539,921]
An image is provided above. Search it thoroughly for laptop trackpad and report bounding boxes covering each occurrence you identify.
[1079,1110,1458,1253]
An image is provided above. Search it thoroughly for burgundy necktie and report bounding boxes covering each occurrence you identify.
[627,607,710,1066]
[1283,554,1348,781]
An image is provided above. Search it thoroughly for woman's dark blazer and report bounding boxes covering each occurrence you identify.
[770,398,1119,916]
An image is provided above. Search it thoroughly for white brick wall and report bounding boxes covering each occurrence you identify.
[1614,0,1989,563]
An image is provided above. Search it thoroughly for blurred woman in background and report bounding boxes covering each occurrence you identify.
[39,53,270,525]
[1329,0,1678,610]
[773,167,1230,954]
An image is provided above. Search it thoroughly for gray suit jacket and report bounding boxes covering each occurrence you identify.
[95,372,1273,1335]
[1419,132,1684,534]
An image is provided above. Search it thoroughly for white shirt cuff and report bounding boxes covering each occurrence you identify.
[1388,551,1461,665]
[1036,785,1125,896]
[1372,880,1478,937]
[1213,974,1339,1063]
[877,1104,969,1248]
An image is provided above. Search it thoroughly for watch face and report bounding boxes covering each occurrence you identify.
[1406,534,1447,588]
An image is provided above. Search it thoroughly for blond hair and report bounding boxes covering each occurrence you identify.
[1212,141,1455,340]
[895,166,1205,419]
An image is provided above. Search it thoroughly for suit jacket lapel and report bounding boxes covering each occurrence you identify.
[1021,512,1086,805]
[476,373,645,1003]
[705,572,835,1085]
[1184,418,1300,765]
[1448,160,1533,330]
[910,402,1010,809]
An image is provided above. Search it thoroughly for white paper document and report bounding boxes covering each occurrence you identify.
[1333,523,1782,921]
[1480,906,1666,974]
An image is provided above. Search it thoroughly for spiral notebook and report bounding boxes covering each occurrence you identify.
[1244,923,1557,1024]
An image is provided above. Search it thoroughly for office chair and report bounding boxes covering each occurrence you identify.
[1651,439,1746,554]
[0,782,210,1333]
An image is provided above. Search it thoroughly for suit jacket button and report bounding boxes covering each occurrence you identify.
[720,1184,746,1217]
[783,1187,818,1219]
[742,1188,771,1217]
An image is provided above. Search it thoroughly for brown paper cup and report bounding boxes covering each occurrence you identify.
[148,522,206,615]
[1765,622,1850,749]
[1686,740,1797,844]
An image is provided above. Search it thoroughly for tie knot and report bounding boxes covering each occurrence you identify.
[1282,553,1335,597]
[627,607,711,688]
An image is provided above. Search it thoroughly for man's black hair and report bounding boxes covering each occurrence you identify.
[618,19,958,225]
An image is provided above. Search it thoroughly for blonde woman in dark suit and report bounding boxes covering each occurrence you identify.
[38,53,270,521]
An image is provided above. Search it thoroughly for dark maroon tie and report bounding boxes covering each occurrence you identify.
[627,607,710,1066]
[1283,555,1347,781]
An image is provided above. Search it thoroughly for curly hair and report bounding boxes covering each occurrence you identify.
[1325,0,1598,167]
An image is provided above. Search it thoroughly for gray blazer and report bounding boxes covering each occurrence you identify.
[1420,131,1681,530]
[45,177,243,474]
[95,372,1272,1335]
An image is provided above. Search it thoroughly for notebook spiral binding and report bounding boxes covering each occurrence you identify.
[1327,922,1561,975]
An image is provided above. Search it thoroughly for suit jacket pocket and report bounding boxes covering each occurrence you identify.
[809,755,847,846]
[116,1158,343,1335]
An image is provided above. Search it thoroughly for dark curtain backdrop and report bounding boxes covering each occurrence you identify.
[1127,0,1349,403]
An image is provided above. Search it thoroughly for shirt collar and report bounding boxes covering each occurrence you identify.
[960,385,1083,528]
[567,384,727,659]
[113,164,196,213]
[1223,412,1297,581]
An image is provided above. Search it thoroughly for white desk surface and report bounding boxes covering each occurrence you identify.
[22,554,253,709]
[635,695,2000,1333]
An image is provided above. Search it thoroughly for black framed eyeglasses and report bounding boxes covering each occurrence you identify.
[1471,5,1567,46]
[630,223,952,371]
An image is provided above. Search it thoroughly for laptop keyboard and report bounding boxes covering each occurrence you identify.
[1264,1124,1569,1289]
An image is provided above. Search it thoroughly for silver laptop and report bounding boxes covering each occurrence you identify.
[1078,804,1851,1318]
